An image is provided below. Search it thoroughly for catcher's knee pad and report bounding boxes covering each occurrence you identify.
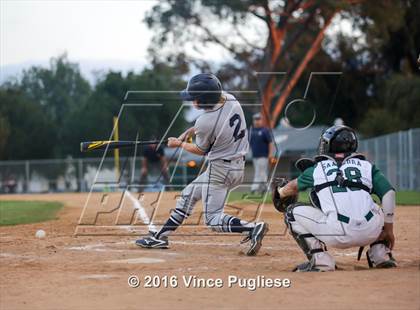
[284,203,326,260]
[284,203,308,225]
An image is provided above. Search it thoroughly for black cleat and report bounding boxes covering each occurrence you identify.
[293,261,321,272]
[135,232,169,249]
[374,257,397,269]
[293,261,335,272]
[246,222,269,256]
[366,249,397,268]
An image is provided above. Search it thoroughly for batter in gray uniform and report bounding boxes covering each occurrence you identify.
[136,73,269,256]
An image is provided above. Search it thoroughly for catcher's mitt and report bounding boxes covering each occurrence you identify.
[295,157,316,172]
[271,177,298,213]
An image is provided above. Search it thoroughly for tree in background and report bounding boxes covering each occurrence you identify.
[19,54,91,125]
[359,74,420,136]
[349,0,420,136]
[0,114,10,158]
[1,0,419,160]
[145,0,420,133]
[63,64,187,157]
[5,54,92,157]
[144,0,365,127]
[0,58,187,159]
[0,89,56,160]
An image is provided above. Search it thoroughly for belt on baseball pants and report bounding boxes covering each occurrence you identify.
[222,156,246,163]
[337,211,374,224]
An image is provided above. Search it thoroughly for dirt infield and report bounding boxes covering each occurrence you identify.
[1,193,419,310]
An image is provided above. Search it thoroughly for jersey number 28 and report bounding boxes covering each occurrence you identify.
[229,114,245,142]
[327,167,363,193]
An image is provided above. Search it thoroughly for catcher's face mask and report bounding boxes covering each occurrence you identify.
[318,129,333,155]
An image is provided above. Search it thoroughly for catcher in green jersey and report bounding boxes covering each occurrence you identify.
[272,125,397,272]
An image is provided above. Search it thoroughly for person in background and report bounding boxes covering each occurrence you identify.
[249,113,276,194]
[140,141,170,187]
[3,174,17,194]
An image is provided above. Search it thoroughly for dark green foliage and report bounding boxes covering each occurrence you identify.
[19,54,91,124]
[63,66,186,157]
[359,75,420,137]
[0,89,56,160]
[1,1,419,160]
[145,0,420,134]
[0,56,186,159]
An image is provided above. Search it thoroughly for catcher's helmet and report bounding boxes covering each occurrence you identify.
[318,125,358,155]
[180,73,222,109]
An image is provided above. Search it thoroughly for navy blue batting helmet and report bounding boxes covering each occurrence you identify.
[180,73,222,109]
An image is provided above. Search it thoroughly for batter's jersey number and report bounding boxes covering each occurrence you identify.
[229,114,245,142]
[327,167,363,193]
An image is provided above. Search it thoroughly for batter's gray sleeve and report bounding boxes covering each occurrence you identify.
[194,117,214,153]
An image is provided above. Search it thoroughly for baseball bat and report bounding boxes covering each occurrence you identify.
[80,140,168,152]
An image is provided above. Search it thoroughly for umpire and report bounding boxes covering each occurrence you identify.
[249,113,275,193]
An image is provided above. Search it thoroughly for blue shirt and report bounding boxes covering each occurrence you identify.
[249,127,272,158]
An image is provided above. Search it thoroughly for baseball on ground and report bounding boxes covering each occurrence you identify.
[35,229,46,239]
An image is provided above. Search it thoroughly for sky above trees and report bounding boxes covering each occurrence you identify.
[1,0,237,67]
[1,0,354,67]
[0,0,156,66]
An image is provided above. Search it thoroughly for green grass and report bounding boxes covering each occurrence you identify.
[228,191,419,206]
[0,201,63,226]
[395,191,420,205]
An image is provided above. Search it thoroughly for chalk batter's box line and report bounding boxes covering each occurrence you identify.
[74,224,290,237]
[73,233,289,237]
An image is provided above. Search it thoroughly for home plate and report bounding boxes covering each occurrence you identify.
[80,274,116,280]
[107,257,165,264]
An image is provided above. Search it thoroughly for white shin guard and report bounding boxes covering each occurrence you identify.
[286,209,336,271]
[366,241,396,268]
[302,234,336,271]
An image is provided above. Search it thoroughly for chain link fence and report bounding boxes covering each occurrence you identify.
[0,157,194,194]
[1,128,419,193]
[358,128,420,190]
